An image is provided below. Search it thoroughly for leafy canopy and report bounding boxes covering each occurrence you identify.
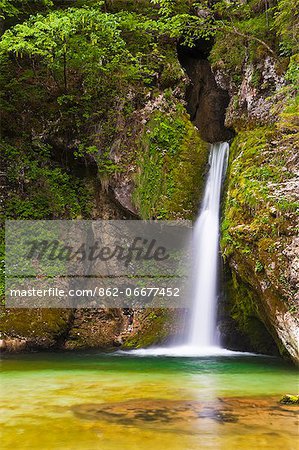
[0,0,53,18]
[151,0,299,55]
[1,7,129,68]
[0,6,170,91]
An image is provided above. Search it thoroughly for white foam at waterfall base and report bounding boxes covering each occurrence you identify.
[121,346,256,357]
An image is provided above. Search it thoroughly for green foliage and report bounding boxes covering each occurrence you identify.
[255,260,264,273]
[164,13,216,45]
[274,0,299,55]
[0,0,19,17]
[286,54,299,84]
[0,7,139,91]
[151,0,283,56]
[0,0,53,19]
[2,140,93,219]
[209,1,279,78]
[151,0,191,17]
[95,151,124,176]
[0,4,186,229]
[151,0,216,45]
[73,145,98,159]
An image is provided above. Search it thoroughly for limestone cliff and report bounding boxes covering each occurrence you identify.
[213,54,299,362]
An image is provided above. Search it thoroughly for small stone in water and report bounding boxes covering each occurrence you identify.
[279,394,299,405]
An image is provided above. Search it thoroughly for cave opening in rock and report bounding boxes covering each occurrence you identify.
[177,39,234,143]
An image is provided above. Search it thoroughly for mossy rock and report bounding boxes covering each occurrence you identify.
[0,308,73,349]
[279,395,299,405]
[64,309,124,350]
[133,107,209,220]
[221,98,299,362]
[122,309,185,349]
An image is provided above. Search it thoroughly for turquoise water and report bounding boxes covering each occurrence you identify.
[1,352,298,449]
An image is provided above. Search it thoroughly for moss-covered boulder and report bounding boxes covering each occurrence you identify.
[279,395,299,405]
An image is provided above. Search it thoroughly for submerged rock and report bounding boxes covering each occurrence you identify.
[72,398,238,430]
[72,397,299,435]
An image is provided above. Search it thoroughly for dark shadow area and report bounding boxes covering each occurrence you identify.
[217,265,280,356]
[177,39,234,143]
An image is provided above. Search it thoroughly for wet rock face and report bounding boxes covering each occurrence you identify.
[0,307,184,351]
[214,56,286,129]
[0,308,74,351]
[63,309,126,350]
[213,47,299,362]
[110,180,139,217]
[0,337,27,352]
[178,54,233,143]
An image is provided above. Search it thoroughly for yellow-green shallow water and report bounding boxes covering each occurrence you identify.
[1,351,298,450]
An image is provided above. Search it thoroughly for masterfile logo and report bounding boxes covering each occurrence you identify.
[5,220,192,308]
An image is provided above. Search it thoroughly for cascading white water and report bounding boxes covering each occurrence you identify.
[188,142,229,349]
[126,142,237,357]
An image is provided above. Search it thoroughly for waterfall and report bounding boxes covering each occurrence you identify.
[126,142,234,357]
[188,142,229,349]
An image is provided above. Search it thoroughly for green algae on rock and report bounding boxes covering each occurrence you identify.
[132,107,209,219]
[279,395,299,405]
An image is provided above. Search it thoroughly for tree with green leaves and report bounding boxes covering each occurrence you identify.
[0,0,53,19]
[0,7,131,91]
[0,5,171,92]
